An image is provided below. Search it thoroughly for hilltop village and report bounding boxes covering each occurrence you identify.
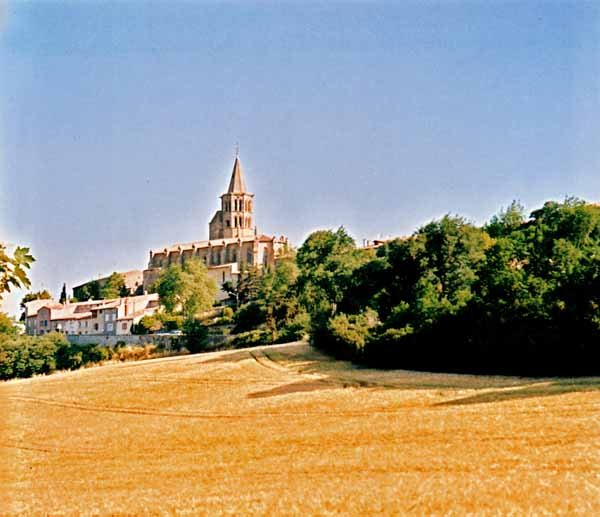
[23,156,293,340]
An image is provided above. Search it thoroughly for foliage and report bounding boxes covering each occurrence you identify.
[323,309,379,360]
[234,301,267,333]
[182,318,209,354]
[0,332,168,380]
[295,227,374,339]
[223,266,261,309]
[132,314,163,334]
[230,329,273,349]
[302,201,600,375]
[216,306,235,325]
[0,312,18,335]
[59,283,67,304]
[0,332,66,379]
[0,243,35,300]
[101,272,127,299]
[160,313,183,331]
[154,258,218,319]
[75,280,101,301]
[231,258,309,342]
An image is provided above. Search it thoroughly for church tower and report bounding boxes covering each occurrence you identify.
[209,154,255,240]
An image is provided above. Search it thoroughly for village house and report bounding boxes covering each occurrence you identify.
[24,294,159,337]
[143,154,290,298]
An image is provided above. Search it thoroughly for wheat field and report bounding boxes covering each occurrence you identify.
[1,342,599,515]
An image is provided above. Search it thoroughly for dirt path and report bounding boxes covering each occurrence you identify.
[1,342,599,515]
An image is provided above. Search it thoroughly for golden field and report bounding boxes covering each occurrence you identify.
[1,341,599,515]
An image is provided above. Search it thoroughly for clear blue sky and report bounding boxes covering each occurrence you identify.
[1,1,599,316]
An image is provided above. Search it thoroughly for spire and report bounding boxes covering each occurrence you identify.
[227,155,247,193]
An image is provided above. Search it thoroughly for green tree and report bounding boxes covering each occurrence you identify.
[485,200,526,238]
[259,258,306,340]
[77,280,101,301]
[0,312,17,335]
[100,272,126,299]
[0,243,35,300]
[222,265,261,309]
[296,227,371,321]
[59,283,67,304]
[132,314,163,334]
[154,258,217,319]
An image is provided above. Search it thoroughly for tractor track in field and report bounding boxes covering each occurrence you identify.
[6,394,424,420]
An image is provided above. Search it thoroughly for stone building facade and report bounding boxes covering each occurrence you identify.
[24,294,159,337]
[142,155,289,298]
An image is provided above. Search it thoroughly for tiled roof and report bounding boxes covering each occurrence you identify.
[24,299,60,317]
[227,156,247,193]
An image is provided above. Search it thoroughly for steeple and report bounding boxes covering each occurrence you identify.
[227,155,247,193]
[209,153,255,240]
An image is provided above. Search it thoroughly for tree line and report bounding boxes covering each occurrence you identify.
[3,197,600,377]
[294,199,600,375]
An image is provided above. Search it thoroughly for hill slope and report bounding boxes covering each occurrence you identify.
[2,342,599,514]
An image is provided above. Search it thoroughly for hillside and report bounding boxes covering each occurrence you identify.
[1,342,599,515]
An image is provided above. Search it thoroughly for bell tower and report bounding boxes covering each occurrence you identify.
[209,154,255,240]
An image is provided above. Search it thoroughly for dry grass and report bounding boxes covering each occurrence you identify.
[1,342,599,515]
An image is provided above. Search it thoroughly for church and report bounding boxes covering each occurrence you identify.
[142,155,290,299]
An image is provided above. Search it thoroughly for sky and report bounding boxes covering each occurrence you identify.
[1,0,599,317]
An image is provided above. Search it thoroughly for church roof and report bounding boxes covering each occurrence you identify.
[227,156,247,193]
[150,235,288,255]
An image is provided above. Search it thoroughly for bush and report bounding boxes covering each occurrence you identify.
[318,309,379,361]
[182,318,209,354]
[110,344,157,362]
[159,313,183,331]
[132,315,162,335]
[231,329,273,349]
[275,312,310,343]
[234,301,266,333]
[0,332,68,380]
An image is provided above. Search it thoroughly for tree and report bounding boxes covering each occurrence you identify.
[222,265,261,309]
[259,258,305,340]
[154,258,218,319]
[0,312,17,335]
[59,283,67,304]
[100,272,127,300]
[132,314,163,334]
[76,280,101,301]
[0,243,35,300]
[296,227,370,322]
[485,201,526,238]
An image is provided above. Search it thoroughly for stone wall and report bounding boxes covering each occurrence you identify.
[66,332,233,350]
[66,333,178,348]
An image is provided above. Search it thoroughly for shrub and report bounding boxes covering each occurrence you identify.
[231,329,273,349]
[0,332,68,380]
[111,344,157,362]
[321,309,379,360]
[182,318,209,354]
[275,312,310,343]
[132,315,162,335]
[159,313,183,331]
[234,301,266,333]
